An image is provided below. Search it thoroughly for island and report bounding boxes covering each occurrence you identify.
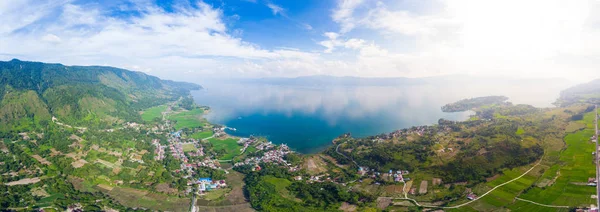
[441,95,509,112]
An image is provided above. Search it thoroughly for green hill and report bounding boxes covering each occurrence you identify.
[0,59,201,132]
[556,79,600,106]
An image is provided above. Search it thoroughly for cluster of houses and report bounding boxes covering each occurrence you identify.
[256,141,276,151]
[234,144,291,167]
[238,137,256,153]
[213,127,227,137]
[187,144,204,157]
[152,139,165,161]
[357,167,410,183]
[196,177,227,193]
[169,143,188,162]
[376,126,432,140]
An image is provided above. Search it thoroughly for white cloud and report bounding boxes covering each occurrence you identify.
[323,0,600,81]
[41,33,61,43]
[1,0,599,82]
[301,23,313,30]
[266,3,284,15]
[331,0,364,33]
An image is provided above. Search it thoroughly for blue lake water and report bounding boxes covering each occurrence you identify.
[191,79,566,153]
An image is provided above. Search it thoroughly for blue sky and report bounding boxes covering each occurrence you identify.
[0,0,598,82]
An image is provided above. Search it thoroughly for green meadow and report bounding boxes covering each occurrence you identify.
[264,176,296,200]
[191,130,214,140]
[208,138,241,160]
[168,108,206,130]
[141,105,167,122]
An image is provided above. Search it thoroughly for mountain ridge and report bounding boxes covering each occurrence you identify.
[0,59,201,133]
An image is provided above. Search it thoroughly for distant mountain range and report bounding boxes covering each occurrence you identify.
[226,74,569,87]
[0,59,201,133]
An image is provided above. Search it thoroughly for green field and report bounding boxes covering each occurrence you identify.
[450,111,598,211]
[512,112,596,209]
[499,111,597,211]
[182,143,198,152]
[263,176,296,200]
[208,138,240,160]
[141,105,167,122]
[468,167,539,210]
[516,127,525,135]
[191,130,214,140]
[168,108,206,130]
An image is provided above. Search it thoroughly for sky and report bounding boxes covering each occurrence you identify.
[0,0,599,82]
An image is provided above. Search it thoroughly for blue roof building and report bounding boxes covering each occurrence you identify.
[199,178,212,182]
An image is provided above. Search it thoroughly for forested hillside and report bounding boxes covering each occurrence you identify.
[0,59,201,133]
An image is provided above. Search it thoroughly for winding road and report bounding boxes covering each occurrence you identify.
[336,142,359,167]
[594,105,600,207]
[514,197,569,208]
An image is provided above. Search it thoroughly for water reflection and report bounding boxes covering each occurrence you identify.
[191,79,569,153]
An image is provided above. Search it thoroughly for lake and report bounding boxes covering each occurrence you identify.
[191,78,569,153]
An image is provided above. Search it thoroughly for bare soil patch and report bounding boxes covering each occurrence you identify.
[5,177,41,186]
[339,202,357,211]
[419,180,428,194]
[31,187,50,197]
[72,159,88,168]
[32,155,52,165]
[97,184,115,191]
[432,178,442,186]
[156,183,178,194]
[304,156,328,174]
[376,197,392,210]
[49,148,61,156]
[486,174,500,182]
[404,181,413,194]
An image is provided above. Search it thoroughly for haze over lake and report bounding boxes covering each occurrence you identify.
[192,77,570,153]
